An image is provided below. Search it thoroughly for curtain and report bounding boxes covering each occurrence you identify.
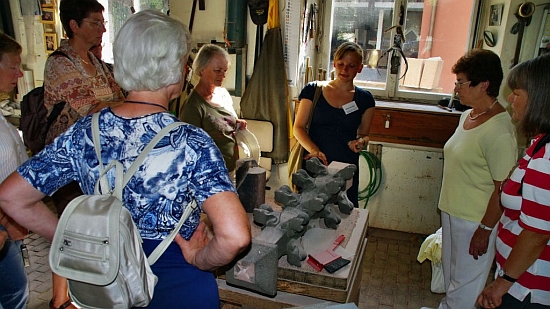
[240,26,289,164]
[240,0,289,164]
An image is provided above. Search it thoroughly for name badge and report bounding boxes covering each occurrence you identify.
[342,101,359,114]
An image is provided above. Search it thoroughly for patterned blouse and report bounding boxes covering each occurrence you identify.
[17,108,235,240]
[44,40,123,144]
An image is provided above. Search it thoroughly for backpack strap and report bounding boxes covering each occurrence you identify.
[305,82,324,133]
[91,113,184,193]
[92,113,116,195]
[147,199,197,265]
[91,113,196,264]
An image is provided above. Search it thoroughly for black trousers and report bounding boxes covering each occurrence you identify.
[492,293,550,309]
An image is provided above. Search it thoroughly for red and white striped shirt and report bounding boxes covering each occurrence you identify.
[497,134,550,305]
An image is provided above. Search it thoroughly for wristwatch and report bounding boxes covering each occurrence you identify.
[497,269,517,283]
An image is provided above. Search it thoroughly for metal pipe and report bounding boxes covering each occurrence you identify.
[225,0,247,48]
[425,0,437,56]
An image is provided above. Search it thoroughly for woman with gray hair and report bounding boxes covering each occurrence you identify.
[180,44,248,173]
[0,10,250,309]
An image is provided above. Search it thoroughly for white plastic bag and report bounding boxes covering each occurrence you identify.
[431,262,445,293]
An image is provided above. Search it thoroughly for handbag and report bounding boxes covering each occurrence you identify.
[288,83,323,190]
[50,113,196,309]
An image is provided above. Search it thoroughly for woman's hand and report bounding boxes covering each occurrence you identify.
[348,137,368,153]
[304,150,328,165]
[477,278,512,308]
[0,214,27,250]
[174,221,211,266]
[469,228,491,260]
[236,119,247,130]
[4,218,28,241]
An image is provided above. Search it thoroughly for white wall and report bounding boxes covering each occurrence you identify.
[359,143,443,235]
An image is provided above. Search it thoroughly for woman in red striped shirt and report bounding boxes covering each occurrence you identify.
[478,54,550,309]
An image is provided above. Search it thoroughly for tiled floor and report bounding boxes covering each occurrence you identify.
[23,220,443,309]
[360,228,442,309]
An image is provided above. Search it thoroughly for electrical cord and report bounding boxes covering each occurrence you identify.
[358,150,383,209]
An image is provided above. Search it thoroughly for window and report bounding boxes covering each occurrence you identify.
[97,0,169,63]
[328,0,479,103]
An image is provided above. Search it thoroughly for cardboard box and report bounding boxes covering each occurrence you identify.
[420,58,443,90]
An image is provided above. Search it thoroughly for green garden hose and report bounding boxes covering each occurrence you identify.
[358,150,383,209]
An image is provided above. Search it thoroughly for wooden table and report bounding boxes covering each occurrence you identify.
[218,208,369,308]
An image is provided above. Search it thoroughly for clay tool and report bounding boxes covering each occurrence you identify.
[307,234,346,272]
[324,256,350,273]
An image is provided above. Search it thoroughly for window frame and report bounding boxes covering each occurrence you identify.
[323,0,483,105]
[97,0,170,64]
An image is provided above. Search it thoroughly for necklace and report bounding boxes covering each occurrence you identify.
[124,100,168,111]
[81,58,90,65]
[469,100,498,120]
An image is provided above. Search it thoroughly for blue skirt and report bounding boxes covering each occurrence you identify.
[138,239,219,309]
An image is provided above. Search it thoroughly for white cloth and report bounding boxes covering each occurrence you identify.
[437,211,497,309]
[431,262,445,294]
[418,227,445,294]
[0,99,16,116]
[418,227,443,264]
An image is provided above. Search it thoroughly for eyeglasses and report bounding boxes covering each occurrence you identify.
[82,20,107,29]
[454,81,471,89]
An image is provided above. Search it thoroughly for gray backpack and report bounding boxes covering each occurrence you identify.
[49,113,195,309]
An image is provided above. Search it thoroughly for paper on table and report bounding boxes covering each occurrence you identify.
[302,228,339,255]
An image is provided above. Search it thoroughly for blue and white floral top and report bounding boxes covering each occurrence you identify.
[17,108,235,240]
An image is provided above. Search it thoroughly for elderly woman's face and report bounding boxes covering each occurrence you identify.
[454,72,483,107]
[200,54,228,87]
[0,52,23,93]
[76,12,106,47]
[508,88,528,122]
